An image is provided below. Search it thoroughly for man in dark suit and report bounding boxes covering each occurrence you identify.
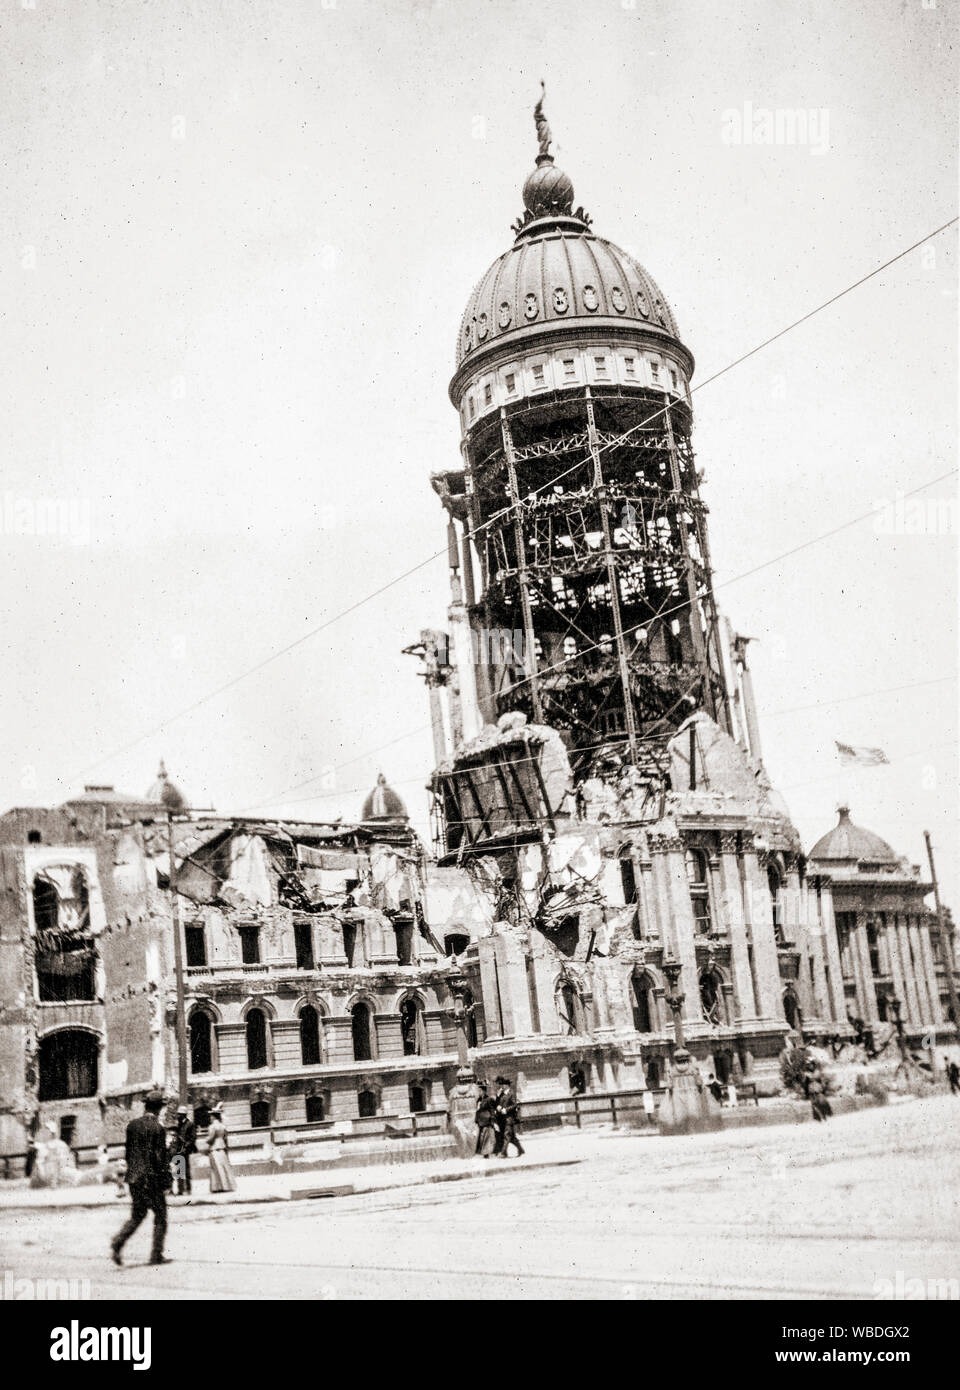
[110,1091,172,1266]
[169,1107,197,1195]
[496,1076,524,1158]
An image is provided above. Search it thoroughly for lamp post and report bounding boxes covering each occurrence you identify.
[151,762,190,1110]
[662,956,686,1050]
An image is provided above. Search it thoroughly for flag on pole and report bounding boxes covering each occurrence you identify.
[835,741,889,767]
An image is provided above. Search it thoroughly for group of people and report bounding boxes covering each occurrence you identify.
[110,1092,235,1267]
[474,1076,524,1158]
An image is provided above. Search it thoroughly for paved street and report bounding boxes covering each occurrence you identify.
[2,1096,958,1300]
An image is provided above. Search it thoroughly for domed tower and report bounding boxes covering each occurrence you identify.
[433,90,732,772]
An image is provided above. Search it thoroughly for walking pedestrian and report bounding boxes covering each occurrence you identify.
[947,1060,960,1095]
[206,1104,236,1194]
[170,1107,197,1195]
[495,1076,524,1158]
[110,1091,172,1267]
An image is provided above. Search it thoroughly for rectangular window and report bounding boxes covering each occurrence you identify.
[238,926,260,964]
[483,382,493,405]
[624,356,636,378]
[504,372,516,394]
[294,922,314,970]
[670,368,678,389]
[562,358,577,380]
[650,360,660,382]
[594,355,608,377]
[532,363,545,385]
[184,926,207,968]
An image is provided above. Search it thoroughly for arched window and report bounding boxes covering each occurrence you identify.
[246,1008,268,1070]
[444,932,470,957]
[250,1100,270,1129]
[559,982,583,1036]
[357,1088,378,1118]
[700,970,722,1026]
[631,972,655,1034]
[351,1002,373,1062]
[767,864,784,943]
[408,1082,427,1114]
[37,1030,98,1101]
[400,997,426,1056]
[189,1010,212,1074]
[305,1094,326,1123]
[685,848,712,934]
[299,1005,321,1066]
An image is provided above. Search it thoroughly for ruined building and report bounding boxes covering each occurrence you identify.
[1,103,956,1168]
[0,774,474,1161]
[407,96,959,1098]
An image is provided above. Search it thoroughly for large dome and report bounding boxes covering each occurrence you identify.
[808,807,897,864]
[453,90,687,386]
[456,229,682,373]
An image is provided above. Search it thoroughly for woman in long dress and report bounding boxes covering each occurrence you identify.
[475,1090,498,1158]
[206,1106,237,1193]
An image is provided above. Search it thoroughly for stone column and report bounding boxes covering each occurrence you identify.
[635,852,656,939]
[917,924,944,1027]
[718,833,757,1020]
[908,920,934,1025]
[803,881,831,1023]
[659,835,702,1028]
[885,919,909,1028]
[896,918,923,1025]
[817,885,847,1024]
[783,857,802,946]
[742,843,783,1020]
[853,914,880,1022]
[638,854,661,940]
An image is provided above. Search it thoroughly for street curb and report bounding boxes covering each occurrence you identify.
[0,1156,586,1215]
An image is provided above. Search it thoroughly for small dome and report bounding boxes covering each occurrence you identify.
[808,807,897,863]
[145,760,187,814]
[361,773,408,823]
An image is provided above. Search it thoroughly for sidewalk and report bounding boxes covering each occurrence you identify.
[0,1130,602,1213]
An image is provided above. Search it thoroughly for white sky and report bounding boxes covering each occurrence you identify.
[1,0,957,902]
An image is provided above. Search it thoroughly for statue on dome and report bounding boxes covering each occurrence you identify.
[534,81,552,158]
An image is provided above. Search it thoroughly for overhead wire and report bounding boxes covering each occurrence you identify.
[62,215,958,785]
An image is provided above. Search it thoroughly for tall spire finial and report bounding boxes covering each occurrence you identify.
[533,80,552,160]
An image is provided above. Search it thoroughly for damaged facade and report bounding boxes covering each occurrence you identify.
[1,104,956,1167]
[0,778,474,1160]
[406,101,959,1099]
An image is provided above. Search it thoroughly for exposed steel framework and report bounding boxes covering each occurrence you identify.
[459,382,732,765]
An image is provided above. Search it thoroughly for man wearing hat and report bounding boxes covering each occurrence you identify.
[494,1076,524,1158]
[169,1106,197,1196]
[110,1091,172,1267]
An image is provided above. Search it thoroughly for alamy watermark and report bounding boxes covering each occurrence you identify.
[873,1271,959,1300]
[874,490,956,536]
[721,102,830,156]
[1,493,92,545]
[2,1269,90,1300]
